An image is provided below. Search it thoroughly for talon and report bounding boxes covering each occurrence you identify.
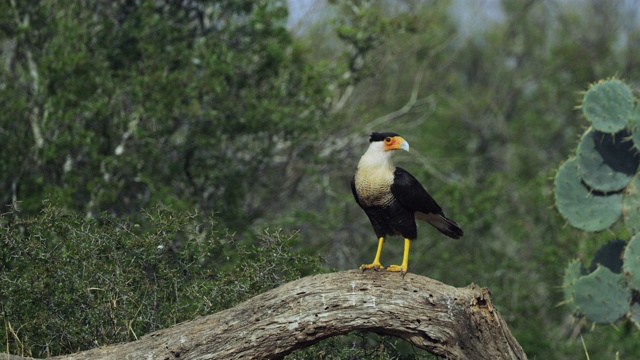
[360,237,385,271]
[386,264,408,274]
[360,262,384,271]
[384,239,410,275]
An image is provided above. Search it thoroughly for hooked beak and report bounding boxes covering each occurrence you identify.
[400,139,410,152]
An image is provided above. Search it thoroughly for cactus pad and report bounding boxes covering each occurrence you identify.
[577,129,639,192]
[623,232,640,290]
[582,79,634,133]
[630,303,640,330]
[624,175,640,234]
[554,158,623,232]
[563,259,584,313]
[588,239,626,274]
[631,103,640,150]
[573,265,631,324]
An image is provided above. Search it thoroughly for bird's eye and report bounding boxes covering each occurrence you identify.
[384,137,391,143]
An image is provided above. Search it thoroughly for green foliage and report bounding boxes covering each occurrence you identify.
[288,331,435,360]
[554,158,622,232]
[0,202,321,357]
[0,0,335,229]
[582,79,634,133]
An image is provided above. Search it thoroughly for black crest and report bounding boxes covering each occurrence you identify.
[369,132,400,143]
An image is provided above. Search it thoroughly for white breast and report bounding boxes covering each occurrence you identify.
[354,167,395,207]
[354,141,397,207]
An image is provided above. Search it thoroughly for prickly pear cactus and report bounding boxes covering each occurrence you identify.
[554,158,623,232]
[582,79,634,133]
[631,103,640,148]
[572,265,631,324]
[577,129,638,193]
[555,78,639,235]
[623,233,640,289]
[563,259,583,314]
[557,78,640,327]
[630,303,640,330]
[624,175,640,234]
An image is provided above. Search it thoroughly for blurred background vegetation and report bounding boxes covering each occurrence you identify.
[2,0,640,358]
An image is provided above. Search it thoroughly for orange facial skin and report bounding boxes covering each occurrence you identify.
[383,136,410,152]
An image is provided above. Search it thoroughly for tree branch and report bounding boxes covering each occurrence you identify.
[365,64,427,131]
[4,270,527,360]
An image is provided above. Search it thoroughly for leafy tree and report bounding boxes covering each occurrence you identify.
[0,0,334,228]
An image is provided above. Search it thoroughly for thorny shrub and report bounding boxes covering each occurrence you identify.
[0,201,321,357]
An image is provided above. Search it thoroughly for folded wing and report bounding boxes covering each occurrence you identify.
[390,167,463,239]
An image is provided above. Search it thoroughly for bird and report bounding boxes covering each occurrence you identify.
[351,132,463,274]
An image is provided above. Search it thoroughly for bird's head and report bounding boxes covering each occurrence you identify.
[369,132,410,152]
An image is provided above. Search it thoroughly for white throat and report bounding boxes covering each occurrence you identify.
[354,141,397,206]
[357,142,395,172]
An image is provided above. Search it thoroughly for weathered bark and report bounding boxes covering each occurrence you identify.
[4,270,527,360]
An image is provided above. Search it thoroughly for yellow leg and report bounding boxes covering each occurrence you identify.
[386,238,410,274]
[360,237,385,270]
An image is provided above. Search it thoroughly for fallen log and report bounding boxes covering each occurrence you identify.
[4,270,527,359]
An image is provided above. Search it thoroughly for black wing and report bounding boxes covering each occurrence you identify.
[391,167,463,239]
[390,167,442,215]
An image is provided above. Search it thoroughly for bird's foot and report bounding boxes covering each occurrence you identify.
[360,262,384,271]
[386,264,408,275]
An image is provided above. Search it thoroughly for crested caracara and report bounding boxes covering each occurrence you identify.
[351,132,463,274]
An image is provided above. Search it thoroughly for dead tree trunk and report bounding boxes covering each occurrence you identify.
[6,270,527,360]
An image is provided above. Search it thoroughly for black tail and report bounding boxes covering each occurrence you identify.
[429,214,463,239]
